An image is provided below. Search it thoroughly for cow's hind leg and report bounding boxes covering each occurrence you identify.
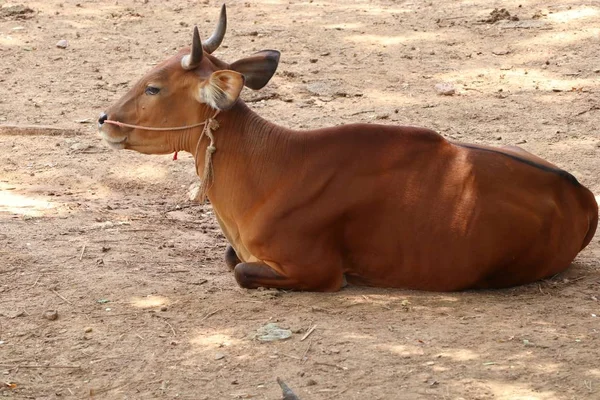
[224,245,241,271]
[234,262,343,292]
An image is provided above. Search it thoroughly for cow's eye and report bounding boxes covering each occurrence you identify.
[145,86,160,95]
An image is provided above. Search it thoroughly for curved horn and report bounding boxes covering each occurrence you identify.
[181,26,203,70]
[203,4,227,54]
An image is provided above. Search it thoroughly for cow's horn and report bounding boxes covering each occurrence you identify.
[182,26,203,70]
[203,4,227,54]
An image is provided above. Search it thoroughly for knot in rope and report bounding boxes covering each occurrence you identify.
[194,110,221,203]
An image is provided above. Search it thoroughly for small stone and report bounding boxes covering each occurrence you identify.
[492,48,510,56]
[84,327,92,333]
[43,310,58,321]
[425,361,436,366]
[56,39,68,49]
[69,142,91,151]
[160,306,168,312]
[306,379,317,386]
[434,82,455,96]
[214,352,226,360]
[6,311,25,318]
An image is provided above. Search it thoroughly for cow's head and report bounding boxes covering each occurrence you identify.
[98,4,280,155]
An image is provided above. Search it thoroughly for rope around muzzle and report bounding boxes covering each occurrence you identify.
[103,110,221,203]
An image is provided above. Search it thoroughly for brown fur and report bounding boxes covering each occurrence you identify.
[99,23,598,292]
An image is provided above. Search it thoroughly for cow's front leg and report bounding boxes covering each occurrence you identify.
[234,262,343,292]
[224,245,241,271]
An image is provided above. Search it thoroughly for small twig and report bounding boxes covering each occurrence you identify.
[349,109,375,116]
[90,356,140,365]
[301,338,312,363]
[50,289,73,305]
[162,319,176,336]
[79,244,86,261]
[0,268,19,275]
[573,105,599,117]
[538,284,546,295]
[89,381,132,397]
[90,312,139,317]
[314,361,348,371]
[323,388,349,399]
[200,308,223,322]
[31,275,41,288]
[0,364,81,369]
[301,325,317,341]
[281,353,302,361]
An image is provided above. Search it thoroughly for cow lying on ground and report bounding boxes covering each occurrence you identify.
[98,5,598,292]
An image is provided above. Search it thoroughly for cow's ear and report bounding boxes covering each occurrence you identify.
[230,50,280,90]
[200,70,245,110]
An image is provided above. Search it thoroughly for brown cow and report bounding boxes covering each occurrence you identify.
[98,5,598,292]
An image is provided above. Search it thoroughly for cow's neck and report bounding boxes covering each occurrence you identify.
[186,100,292,259]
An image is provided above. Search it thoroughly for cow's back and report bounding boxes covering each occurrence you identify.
[315,128,597,290]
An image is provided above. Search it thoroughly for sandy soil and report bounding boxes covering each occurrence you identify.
[1,1,599,399]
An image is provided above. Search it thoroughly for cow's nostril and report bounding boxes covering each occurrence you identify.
[98,113,108,125]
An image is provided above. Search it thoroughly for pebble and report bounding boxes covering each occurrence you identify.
[84,327,92,333]
[160,306,168,312]
[492,48,511,56]
[214,352,226,360]
[69,142,91,151]
[434,82,455,96]
[56,39,68,49]
[43,310,58,321]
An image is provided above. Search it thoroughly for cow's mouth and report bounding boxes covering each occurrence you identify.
[100,131,127,149]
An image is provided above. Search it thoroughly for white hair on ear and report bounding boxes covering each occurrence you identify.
[201,81,229,110]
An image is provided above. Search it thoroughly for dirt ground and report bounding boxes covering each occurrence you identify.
[1,0,599,399]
